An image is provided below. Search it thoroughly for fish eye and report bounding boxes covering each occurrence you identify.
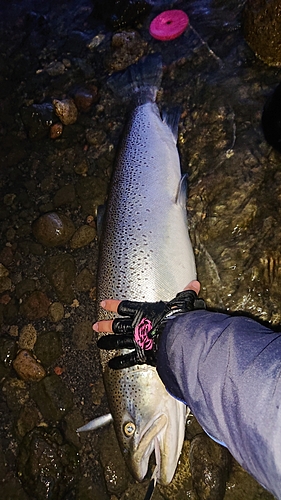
[123,422,136,437]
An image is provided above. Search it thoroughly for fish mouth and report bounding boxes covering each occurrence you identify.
[130,413,168,484]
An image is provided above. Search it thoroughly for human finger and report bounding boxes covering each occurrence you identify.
[93,319,113,333]
[184,280,200,295]
[99,299,121,312]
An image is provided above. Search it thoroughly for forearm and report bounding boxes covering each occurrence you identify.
[157,310,281,498]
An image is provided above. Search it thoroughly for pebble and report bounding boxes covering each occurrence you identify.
[107,30,147,72]
[0,263,9,278]
[73,86,99,112]
[13,350,46,382]
[49,302,64,322]
[53,98,78,125]
[19,324,37,350]
[70,225,96,249]
[32,212,75,247]
[45,61,66,76]
[50,122,63,139]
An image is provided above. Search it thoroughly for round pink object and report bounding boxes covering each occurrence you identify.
[149,10,189,41]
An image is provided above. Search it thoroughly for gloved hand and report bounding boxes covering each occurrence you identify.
[97,289,205,369]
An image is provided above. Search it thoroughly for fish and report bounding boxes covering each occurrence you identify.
[96,54,197,485]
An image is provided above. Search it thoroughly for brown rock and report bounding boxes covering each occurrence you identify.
[73,86,99,112]
[13,350,46,382]
[53,98,78,125]
[32,212,75,247]
[20,291,50,320]
[70,225,96,249]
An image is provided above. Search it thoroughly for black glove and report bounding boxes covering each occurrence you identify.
[97,289,205,369]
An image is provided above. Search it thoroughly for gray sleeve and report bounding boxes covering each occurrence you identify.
[157,310,281,498]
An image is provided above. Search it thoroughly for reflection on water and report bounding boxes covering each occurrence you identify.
[0,0,280,498]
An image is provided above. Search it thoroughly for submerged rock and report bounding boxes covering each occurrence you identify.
[243,0,281,66]
[70,225,96,249]
[107,30,148,72]
[42,253,76,303]
[30,374,73,422]
[17,427,78,499]
[189,433,230,500]
[32,212,75,247]
[20,291,50,320]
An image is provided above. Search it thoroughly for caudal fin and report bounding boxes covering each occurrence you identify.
[107,53,162,103]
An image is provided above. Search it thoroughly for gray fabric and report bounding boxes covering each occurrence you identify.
[157,310,281,499]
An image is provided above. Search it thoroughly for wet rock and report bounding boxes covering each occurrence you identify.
[50,122,63,139]
[20,290,50,320]
[32,212,75,247]
[93,0,152,30]
[16,404,41,437]
[0,275,12,293]
[158,440,195,499]
[2,378,29,412]
[75,267,94,292]
[91,378,105,406]
[53,184,76,208]
[45,60,66,76]
[49,301,64,322]
[70,225,96,249]
[107,30,147,72]
[64,408,85,449]
[0,246,14,266]
[76,176,108,216]
[74,159,89,175]
[73,85,99,112]
[72,321,93,350]
[42,254,76,303]
[99,425,129,495]
[53,98,78,125]
[243,0,281,66]
[189,434,230,500]
[20,103,56,140]
[30,374,73,422]
[76,476,109,500]
[18,324,37,350]
[15,278,37,299]
[225,459,274,499]
[34,331,62,368]
[17,427,78,500]
[13,350,46,382]
[0,263,9,278]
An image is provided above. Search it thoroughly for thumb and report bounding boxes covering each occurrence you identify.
[184,280,200,295]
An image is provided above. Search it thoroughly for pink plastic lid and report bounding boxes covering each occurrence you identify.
[149,10,189,41]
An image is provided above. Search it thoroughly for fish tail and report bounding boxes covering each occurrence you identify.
[107,53,162,103]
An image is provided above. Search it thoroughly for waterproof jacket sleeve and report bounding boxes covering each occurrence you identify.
[157,310,281,499]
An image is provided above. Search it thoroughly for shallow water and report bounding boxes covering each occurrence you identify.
[0,0,280,498]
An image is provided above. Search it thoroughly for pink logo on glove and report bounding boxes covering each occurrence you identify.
[134,318,153,350]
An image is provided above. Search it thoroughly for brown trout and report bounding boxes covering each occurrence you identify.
[97,55,197,485]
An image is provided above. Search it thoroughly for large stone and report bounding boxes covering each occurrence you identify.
[32,212,75,247]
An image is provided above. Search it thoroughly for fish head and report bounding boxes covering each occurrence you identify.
[104,363,187,485]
